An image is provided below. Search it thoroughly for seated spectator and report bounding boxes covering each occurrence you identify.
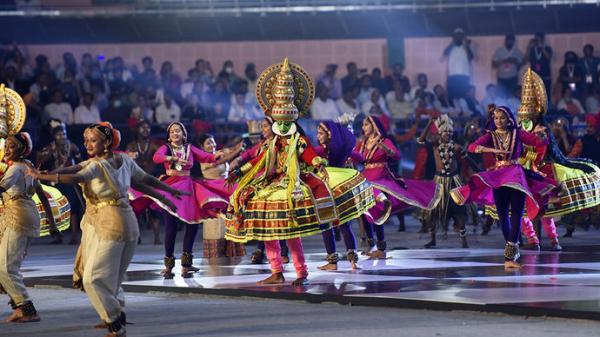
[58,69,81,109]
[211,79,231,120]
[90,81,109,111]
[409,73,434,101]
[550,116,575,155]
[456,85,484,118]
[160,61,182,97]
[569,113,600,164]
[192,80,213,112]
[109,67,132,96]
[218,60,239,87]
[130,94,155,122]
[137,56,157,86]
[73,92,101,124]
[385,79,413,119]
[362,89,390,117]
[101,93,130,126]
[585,85,600,114]
[228,93,261,122]
[44,89,73,124]
[385,62,411,95]
[371,68,389,95]
[1,63,27,94]
[336,84,360,118]
[29,72,54,107]
[180,68,200,99]
[433,84,460,116]
[181,94,208,122]
[155,92,181,125]
[357,75,374,105]
[341,62,360,90]
[316,64,342,100]
[481,84,507,110]
[557,86,586,117]
[311,83,341,121]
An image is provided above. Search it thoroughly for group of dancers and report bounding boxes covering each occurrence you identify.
[2,60,600,337]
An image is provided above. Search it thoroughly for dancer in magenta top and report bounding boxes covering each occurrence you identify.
[352,115,441,259]
[450,106,558,268]
[131,122,239,277]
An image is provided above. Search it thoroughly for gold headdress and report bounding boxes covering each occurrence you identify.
[256,57,314,136]
[0,84,27,167]
[517,68,547,131]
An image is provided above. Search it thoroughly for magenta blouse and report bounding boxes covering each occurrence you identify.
[153,144,215,171]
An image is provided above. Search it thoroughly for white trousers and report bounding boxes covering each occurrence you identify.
[0,227,32,306]
[82,228,136,323]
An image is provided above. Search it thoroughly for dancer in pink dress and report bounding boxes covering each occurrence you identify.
[352,115,441,259]
[131,122,240,277]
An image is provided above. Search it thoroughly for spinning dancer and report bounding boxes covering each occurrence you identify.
[225,58,374,286]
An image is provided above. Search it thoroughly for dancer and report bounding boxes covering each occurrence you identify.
[516,69,600,250]
[132,121,240,278]
[36,119,84,244]
[29,122,182,337]
[352,115,441,259]
[225,58,374,286]
[315,120,360,270]
[230,118,289,264]
[417,115,469,248]
[194,133,245,258]
[451,105,557,268]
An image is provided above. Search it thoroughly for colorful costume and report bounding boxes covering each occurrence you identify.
[451,106,558,264]
[130,122,232,277]
[418,115,469,248]
[352,115,441,256]
[315,121,361,269]
[225,58,374,284]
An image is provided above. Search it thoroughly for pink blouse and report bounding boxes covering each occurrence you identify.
[153,144,215,171]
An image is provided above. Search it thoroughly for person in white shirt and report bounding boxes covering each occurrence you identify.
[44,90,73,125]
[316,64,342,100]
[228,93,262,122]
[336,84,361,117]
[180,69,200,100]
[362,89,390,117]
[585,85,600,114]
[155,93,181,125]
[492,34,524,96]
[481,84,508,110]
[409,74,434,101]
[443,28,474,101]
[386,80,414,119]
[357,75,375,105]
[311,83,341,121]
[73,92,101,124]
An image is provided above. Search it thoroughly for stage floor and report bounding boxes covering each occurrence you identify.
[23,246,600,321]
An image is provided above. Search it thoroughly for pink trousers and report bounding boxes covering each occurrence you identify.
[264,238,308,278]
[521,217,558,244]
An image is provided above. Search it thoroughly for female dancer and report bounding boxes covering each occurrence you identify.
[315,121,360,270]
[29,122,182,337]
[353,115,441,259]
[230,117,289,264]
[226,58,374,286]
[132,122,240,277]
[1,133,57,323]
[451,106,557,268]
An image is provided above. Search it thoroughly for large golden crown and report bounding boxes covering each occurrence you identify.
[256,57,314,122]
[0,83,27,167]
[517,68,547,122]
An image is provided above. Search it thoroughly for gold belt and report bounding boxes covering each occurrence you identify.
[166,169,191,177]
[489,160,518,171]
[89,199,122,209]
[365,163,386,169]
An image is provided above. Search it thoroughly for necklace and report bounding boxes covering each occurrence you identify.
[437,140,454,175]
[137,139,150,155]
[170,143,189,171]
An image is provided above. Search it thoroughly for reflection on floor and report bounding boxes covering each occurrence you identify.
[24,247,600,320]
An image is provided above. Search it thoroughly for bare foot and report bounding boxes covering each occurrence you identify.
[504,260,522,269]
[368,250,386,260]
[257,272,285,285]
[317,262,338,271]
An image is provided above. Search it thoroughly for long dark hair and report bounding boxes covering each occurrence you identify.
[542,116,595,173]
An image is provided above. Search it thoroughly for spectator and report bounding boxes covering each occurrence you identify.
[580,44,600,96]
[181,93,207,122]
[433,84,459,116]
[211,79,231,121]
[357,75,374,105]
[550,116,575,155]
[443,28,474,101]
[244,63,258,97]
[311,83,341,121]
[362,88,390,117]
[73,92,101,124]
[459,85,485,118]
[29,72,54,107]
[78,53,94,81]
[525,32,553,95]
[371,68,389,95]
[218,60,238,86]
[55,52,77,82]
[492,34,524,96]
[160,61,182,97]
[195,58,214,87]
[569,113,600,163]
[137,56,157,85]
[409,73,433,102]
[586,85,600,114]
[336,84,361,117]
[557,86,586,118]
[44,89,73,124]
[341,62,360,90]
[384,63,411,94]
[192,80,213,112]
[506,85,522,114]
[58,69,81,108]
[1,63,27,94]
[109,67,131,96]
[90,81,109,112]
[101,93,130,126]
[317,64,342,100]
[130,94,154,122]
[228,92,261,122]
[558,51,583,98]
[385,80,414,119]
[180,69,200,99]
[12,49,34,82]
[113,57,134,82]
[155,92,181,125]
[481,84,507,110]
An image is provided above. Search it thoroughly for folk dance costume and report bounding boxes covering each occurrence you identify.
[32,122,182,337]
[315,121,361,270]
[130,122,234,278]
[352,115,441,259]
[516,69,600,250]
[450,106,558,268]
[417,115,469,249]
[225,58,374,286]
